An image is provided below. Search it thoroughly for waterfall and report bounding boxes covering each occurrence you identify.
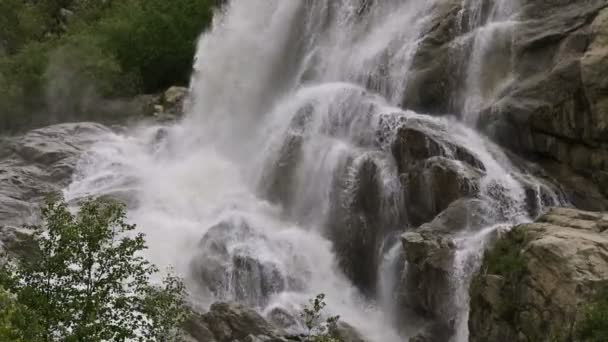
[64,1,566,341]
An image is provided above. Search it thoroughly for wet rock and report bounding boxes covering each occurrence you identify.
[403,157,481,226]
[265,307,298,331]
[419,198,494,233]
[402,0,465,114]
[400,230,455,334]
[333,321,368,342]
[186,302,368,342]
[185,302,288,342]
[478,4,608,204]
[391,125,485,173]
[192,219,295,308]
[408,321,454,342]
[469,208,608,341]
[134,86,189,121]
[0,123,110,227]
[329,153,403,294]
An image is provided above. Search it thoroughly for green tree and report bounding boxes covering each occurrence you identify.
[0,288,23,342]
[0,197,189,341]
[301,294,342,342]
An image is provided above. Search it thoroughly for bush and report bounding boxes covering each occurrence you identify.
[95,0,213,93]
[301,294,343,342]
[478,227,529,324]
[577,287,608,342]
[0,0,214,132]
[0,197,189,341]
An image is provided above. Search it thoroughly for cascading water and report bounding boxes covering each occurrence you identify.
[64,1,566,341]
[458,0,520,124]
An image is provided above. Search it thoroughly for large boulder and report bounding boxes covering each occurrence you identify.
[403,157,482,226]
[469,208,608,341]
[185,302,288,342]
[400,230,456,341]
[191,219,300,308]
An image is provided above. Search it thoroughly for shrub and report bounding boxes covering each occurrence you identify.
[0,197,190,341]
[0,0,214,132]
[95,0,213,93]
[577,287,608,342]
[301,294,343,342]
[479,227,528,324]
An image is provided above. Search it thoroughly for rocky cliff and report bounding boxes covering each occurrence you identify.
[469,208,608,341]
[404,0,608,211]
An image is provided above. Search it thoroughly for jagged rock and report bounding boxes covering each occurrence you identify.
[418,198,494,233]
[401,0,465,114]
[164,86,189,107]
[0,123,111,227]
[478,3,608,204]
[192,219,304,308]
[391,125,484,172]
[186,302,368,342]
[330,153,402,294]
[333,321,368,342]
[133,86,189,121]
[185,302,288,342]
[469,208,608,342]
[265,307,298,331]
[403,157,481,226]
[400,230,455,333]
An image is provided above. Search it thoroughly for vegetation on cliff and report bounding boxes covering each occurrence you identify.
[0,0,215,132]
[475,227,528,323]
[577,288,608,342]
[0,197,189,341]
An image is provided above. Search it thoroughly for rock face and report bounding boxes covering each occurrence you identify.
[469,208,608,342]
[477,3,608,207]
[192,219,299,308]
[400,230,455,338]
[0,123,111,228]
[397,0,608,209]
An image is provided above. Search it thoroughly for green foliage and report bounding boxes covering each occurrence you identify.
[480,227,528,324]
[301,294,342,342]
[577,287,608,342]
[0,197,189,341]
[95,0,213,93]
[0,288,23,342]
[0,0,214,132]
[485,227,527,277]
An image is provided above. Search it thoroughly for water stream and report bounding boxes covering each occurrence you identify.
[64,1,565,341]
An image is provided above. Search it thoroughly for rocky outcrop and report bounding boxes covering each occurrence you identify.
[192,219,303,308]
[397,199,497,342]
[469,208,608,341]
[478,3,608,207]
[0,123,111,228]
[391,123,485,226]
[395,0,608,209]
[136,86,189,122]
[185,302,288,342]
[184,302,367,342]
[401,0,465,114]
[401,230,455,326]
